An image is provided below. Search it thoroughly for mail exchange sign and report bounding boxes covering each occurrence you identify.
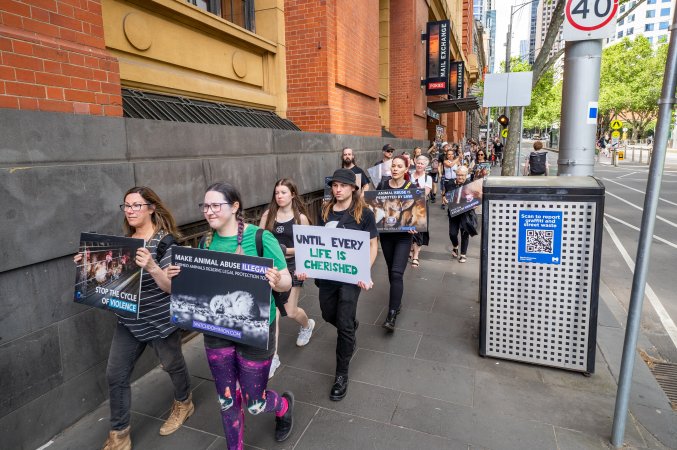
[425,20,450,96]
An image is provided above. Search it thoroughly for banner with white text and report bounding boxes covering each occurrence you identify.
[170,247,273,349]
[74,232,144,318]
[293,225,371,285]
[364,188,428,232]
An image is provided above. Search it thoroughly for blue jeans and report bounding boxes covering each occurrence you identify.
[106,322,190,430]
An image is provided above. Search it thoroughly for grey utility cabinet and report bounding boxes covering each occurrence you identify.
[479,176,605,374]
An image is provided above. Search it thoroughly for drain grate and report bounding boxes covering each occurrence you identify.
[650,362,677,411]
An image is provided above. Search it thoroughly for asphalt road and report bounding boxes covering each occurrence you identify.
[511,140,677,363]
[594,152,677,364]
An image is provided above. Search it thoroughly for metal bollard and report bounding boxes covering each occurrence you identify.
[632,147,636,162]
[639,148,643,164]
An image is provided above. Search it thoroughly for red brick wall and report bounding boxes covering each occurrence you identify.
[0,0,122,116]
[388,0,427,140]
[285,0,380,136]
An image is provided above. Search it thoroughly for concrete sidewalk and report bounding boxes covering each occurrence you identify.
[41,195,677,450]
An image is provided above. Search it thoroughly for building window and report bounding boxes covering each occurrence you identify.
[627,27,634,35]
[619,18,625,25]
[628,14,635,22]
[648,37,654,44]
[659,21,669,30]
[658,35,667,43]
[660,7,670,16]
[645,23,655,31]
[662,0,670,3]
[620,4,625,13]
[648,0,656,3]
[618,30,623,38]
[187,0,255,31]
[646,9,656,18]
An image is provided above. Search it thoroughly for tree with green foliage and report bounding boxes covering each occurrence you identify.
[599,36,668,140]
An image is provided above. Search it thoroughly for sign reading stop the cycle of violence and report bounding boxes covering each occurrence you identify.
[563,0,619,42]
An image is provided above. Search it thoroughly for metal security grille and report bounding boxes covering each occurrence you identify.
[121,89,300,130]
[484,200,597,371]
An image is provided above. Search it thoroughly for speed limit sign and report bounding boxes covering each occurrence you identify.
[563,0,619,41]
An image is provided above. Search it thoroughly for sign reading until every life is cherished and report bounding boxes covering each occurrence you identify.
[562,0,619,42]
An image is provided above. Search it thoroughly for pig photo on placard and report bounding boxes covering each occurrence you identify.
[73,232,144,318]
[363,188,428,232]
[170,247,273,350]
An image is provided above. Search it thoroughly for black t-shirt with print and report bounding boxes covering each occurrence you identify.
[318,207,378,239]
[349,166,371,188]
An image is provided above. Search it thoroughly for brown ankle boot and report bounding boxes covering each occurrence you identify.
[159,393,195,436]
[102,426,131,450]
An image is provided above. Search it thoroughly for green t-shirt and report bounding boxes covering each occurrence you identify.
[207,225,287,324]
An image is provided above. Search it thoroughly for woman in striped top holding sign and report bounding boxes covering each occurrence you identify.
[75,186,193,450]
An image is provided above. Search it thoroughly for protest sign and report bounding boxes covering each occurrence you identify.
[293,224,371,285]
[170,247,273,349]
[473,162,491,180]
[74,232,144,318]
[364,188,428,232]
[367,160,392,188]
[445,179,482,217]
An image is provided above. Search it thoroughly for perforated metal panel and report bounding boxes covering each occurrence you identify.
[483,199,597,372]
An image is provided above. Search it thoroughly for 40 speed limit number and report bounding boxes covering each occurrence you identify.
[563,0,619,41]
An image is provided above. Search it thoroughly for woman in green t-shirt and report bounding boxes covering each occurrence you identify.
[170,182,294,448]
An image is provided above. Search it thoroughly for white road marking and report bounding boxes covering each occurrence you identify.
[604,219,677,350]
[602,177,677,207]
[604,213,677,250]
[617,171,637,179]
[605,191,677,229]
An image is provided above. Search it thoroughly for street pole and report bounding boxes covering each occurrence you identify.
[557,39,602,176]
[516,106,524,175]
[487,107,492,156]
[504,6,513,119]
[610,11,677,448]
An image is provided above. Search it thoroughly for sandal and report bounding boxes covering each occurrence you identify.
[459,255,467,263]
[411,258,419,267]
[451,247,459,258]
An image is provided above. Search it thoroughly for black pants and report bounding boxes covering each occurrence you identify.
[379,232,412,311]
[448,212,470,255]
[106,323,191,430]
[318,281,361,377]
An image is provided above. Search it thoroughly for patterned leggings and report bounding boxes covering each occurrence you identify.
[206,347,286,450]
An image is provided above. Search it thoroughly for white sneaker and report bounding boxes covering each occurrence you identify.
[269,354,281,379]
[296,319,315,347]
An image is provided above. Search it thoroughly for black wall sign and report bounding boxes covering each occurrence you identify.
[449,61,465,99]
[425,20,450,96]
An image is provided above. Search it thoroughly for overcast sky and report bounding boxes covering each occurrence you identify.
[493,0,539,70]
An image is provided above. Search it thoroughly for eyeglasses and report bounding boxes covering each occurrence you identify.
[199,202,231,213]
[384,149,394,153]
[119,203,151,211]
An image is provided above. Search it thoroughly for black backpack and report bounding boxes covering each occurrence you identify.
[156,234,176,263]
[529,152,547,175]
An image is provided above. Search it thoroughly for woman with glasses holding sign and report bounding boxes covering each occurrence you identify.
[259,178,314,378]
[168,182,294,448]
[74,186,193,450]
[375,155,417,332]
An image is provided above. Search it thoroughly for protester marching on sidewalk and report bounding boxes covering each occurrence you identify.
[409,155,432,268]
[259,178,315,379]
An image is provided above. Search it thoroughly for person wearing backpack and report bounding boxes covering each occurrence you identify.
[525,140,550,176]
[73,186,193,450]
[168,182,295,448]
[376,155,419,331]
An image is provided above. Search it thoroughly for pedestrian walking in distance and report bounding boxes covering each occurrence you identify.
[446,167,478,263]
[409,155,432,268]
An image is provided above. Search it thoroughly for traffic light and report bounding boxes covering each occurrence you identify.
[497,114,509,128]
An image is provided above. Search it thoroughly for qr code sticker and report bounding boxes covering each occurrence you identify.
[526,229,554,254]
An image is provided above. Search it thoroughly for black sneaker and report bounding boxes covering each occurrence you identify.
[330,375,349,401]
[274,392,294,442]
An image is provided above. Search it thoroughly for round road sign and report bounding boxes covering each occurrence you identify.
[610,119,622,130]
[611,130,621,139]
[563,0,619,41]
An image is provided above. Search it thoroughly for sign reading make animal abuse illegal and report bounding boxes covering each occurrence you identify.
[170,247,273,350]
[293,225,372,285]
[74,232,145,318]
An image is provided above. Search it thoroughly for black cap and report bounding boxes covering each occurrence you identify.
[382,144,395,152]
[327,169,358,188]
